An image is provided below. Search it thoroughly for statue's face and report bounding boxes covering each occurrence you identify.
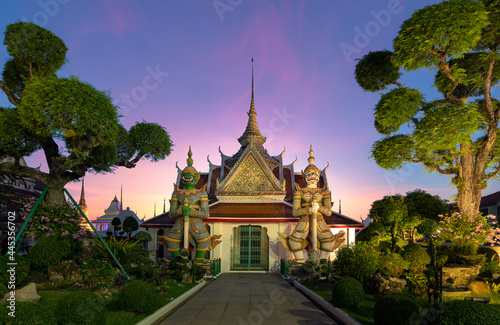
[181,172,197,188]
[304,170,319,187]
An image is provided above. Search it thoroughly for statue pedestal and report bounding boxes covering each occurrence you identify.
[290,264,304,276]
[308,250,319,265]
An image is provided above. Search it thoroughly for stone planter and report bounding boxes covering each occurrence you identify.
[442,265,481,290]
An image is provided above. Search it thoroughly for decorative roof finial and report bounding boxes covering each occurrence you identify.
[251,57,254,106]
[238,58,266,145]
[182,146,198,173]
[187,145,193,166]
[308,145,315,165]
[304,145,320,173]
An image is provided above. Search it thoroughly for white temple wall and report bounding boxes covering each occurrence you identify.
[209,221,294,273]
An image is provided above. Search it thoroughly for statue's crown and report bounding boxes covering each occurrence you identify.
[182,146,198,174]
[304,145,319,173]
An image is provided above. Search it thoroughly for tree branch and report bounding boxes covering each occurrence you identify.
[434,50,462,105]
[0,80,20,106]
[117,152,145,168]
[482,57,498,122]
[485,159,500,179]
[422,161,455,175]
[0,162,50,185]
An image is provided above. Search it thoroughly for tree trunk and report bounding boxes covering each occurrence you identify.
[391,223,397,253]
[44,180,69,206]
[456,152,484,221]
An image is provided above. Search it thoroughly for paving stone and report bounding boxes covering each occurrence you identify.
[159,273,338,324]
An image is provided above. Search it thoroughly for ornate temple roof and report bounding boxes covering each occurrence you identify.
[215,143,286,202]
[224,60,278,170]
[104,195,120,215]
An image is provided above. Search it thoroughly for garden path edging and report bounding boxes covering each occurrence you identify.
[292,279,363,325]
[136,280,208,325]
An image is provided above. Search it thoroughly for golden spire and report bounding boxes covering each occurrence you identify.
[308,145,315,165]
[251,57,255,109]
[182,145,198,173]
[78,177,90,230]
[187,145,193,166]
[238,58,266,146]
[304,145,320,173]
[79,177,86,206]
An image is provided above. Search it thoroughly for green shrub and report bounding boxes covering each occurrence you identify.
[56,290,107,325]
[377,239,404,254]
[479,260,500,278]
[373,295,420,325]
[0,254,30,287]
[0,301,53,324]
[378,252,409,277]
[0,284,7,299]
[135,231,152,243]
[331,277,364,308]
[26,237,72,270]
[435,300,500,325]
[81,259,115,289]
[402,243,430,272]
[118,280,158,315]
[121,245,158,281]
[91,236,138,262]
[334,242,380,282]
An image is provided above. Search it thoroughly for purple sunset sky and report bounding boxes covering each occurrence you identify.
[2,0,498,221]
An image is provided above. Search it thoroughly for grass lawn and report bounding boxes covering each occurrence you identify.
[442,291,500,311]
[18,281,200,325]
[301,280,500,325]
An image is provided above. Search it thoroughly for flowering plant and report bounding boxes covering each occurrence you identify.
[437,212,500,252]
[22,201,89,240]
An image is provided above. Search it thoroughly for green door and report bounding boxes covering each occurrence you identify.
[230,225,269,271]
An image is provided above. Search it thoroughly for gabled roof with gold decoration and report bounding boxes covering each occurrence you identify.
[215,142,286,202]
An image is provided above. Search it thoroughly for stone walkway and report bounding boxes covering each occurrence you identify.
[160,273,337,325]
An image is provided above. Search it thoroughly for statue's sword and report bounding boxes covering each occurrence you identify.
[183,201,190,250]
[311,199,318,254]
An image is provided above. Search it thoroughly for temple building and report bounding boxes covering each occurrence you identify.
[91,195,121,233]
[141,68,364,273]
[90,191,146,237]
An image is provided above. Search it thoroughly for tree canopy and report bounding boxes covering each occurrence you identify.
[365,189,449,250]
[0,22,173,204]
[369,194,408,252]
[354,0,500,220]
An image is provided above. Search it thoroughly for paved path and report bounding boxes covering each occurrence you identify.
[160,273,338,325]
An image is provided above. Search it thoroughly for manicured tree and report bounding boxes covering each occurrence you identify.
[403,189,450,242]
[418,219,442,306]
[404,189,450,223]
[135,231,152,243]
[0,22,173,205]
[355,0,500,221]
[369,195,408,252]
[111,217,122,238]
[123,216,139,239]
[135,231,152,249]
